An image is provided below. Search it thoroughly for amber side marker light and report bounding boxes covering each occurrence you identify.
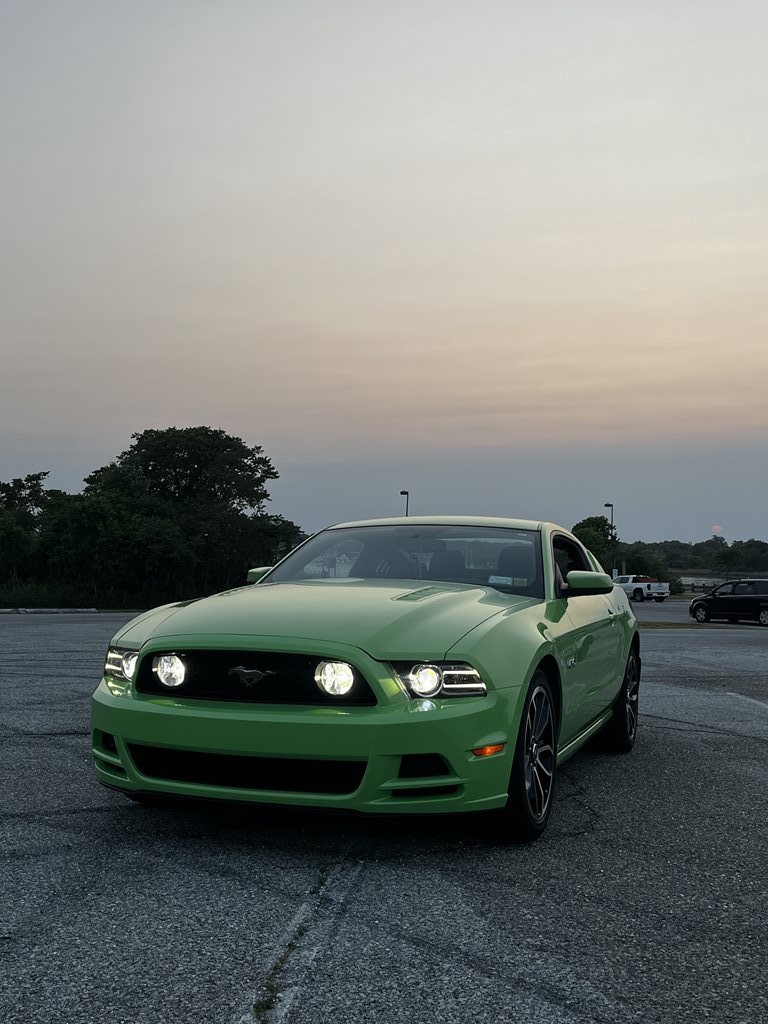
[472,743,505,757]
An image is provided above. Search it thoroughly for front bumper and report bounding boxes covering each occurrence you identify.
[92,681,520,814]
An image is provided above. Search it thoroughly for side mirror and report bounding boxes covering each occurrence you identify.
[564,570,615,596]
[247,566,273,584]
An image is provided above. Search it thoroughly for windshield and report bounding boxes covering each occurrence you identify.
[266,524,544,598]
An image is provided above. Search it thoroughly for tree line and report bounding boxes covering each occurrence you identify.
[0,427,304,608]
[571,516,768,585]
[2,436,765,608]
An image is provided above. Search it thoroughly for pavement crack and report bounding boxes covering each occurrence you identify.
[239,840,369,1024]
[385,924,628,1024]
[641,713,768,744]
[556,771,604,838]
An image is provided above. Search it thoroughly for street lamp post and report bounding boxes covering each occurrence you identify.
[603,502,615,577]
[399,490,410,516]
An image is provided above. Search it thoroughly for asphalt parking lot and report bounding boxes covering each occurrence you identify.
[632,595,766,627]
[1,614,766,1024]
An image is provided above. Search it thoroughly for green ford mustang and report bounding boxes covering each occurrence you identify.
[92,517,640,841]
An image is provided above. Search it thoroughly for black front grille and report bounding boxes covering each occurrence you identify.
[128,744,367,795]
[135,650,376,705]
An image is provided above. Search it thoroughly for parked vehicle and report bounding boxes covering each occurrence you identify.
[689,579,768,625]
[614,574,670,603]
[92,516,640,842]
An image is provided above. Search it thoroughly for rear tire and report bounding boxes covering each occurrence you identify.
[654,597,666,603]
[759,609,768,627]
[599,651,640,754]
[494,671,557,843]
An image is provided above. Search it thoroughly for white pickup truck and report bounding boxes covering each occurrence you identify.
[614,574,670,602]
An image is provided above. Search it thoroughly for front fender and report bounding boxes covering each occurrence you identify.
[444,602,564,695]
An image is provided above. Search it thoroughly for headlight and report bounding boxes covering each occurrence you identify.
[152,654,186,688]
[121,652,138,679]
[409,665,442,697]
[392,662,487,698]
[314,660,355,696]
[104,647,139,681]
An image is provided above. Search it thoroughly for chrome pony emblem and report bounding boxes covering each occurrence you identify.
[228,665,277,687]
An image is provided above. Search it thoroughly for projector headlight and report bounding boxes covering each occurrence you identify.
[314,660,355,696]
[152,654,186,688]
[121,652,138,680]
[392,662,487,699]
[409,665,442,697]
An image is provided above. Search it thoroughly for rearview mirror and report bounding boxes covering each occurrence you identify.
[564,570,615,596]
[247,566,273,584]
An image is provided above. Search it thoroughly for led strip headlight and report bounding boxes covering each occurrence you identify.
[392,662,487,699]
[104,647,139,681]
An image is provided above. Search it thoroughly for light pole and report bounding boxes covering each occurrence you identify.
[399,490,410,516]
[604,502,615,576]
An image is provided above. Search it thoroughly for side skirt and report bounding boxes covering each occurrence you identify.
[557,710,613,765]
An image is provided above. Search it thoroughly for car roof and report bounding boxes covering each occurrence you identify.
[710,578,767,586]
[327,515,548,531]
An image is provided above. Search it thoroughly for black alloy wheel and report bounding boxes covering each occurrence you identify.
[633,589,644,602]
[599,650,640,754]
[497,671,557,842]
[694,604,710,623]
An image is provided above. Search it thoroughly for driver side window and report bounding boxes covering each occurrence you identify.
[552,536,590,591]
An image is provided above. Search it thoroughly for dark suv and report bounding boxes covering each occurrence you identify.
[689,579,768,626]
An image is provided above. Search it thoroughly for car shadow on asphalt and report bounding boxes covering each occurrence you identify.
[95,741,613,855]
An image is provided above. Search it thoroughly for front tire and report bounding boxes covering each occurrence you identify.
[495,671,557,842]
[633,589,644,602]
[759,609,768,627]
[694,604,710,623]
[599,650,640,753]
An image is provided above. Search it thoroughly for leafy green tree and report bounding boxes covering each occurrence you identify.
[691,535,727,571]
[714,543,741,579]
[85,426,278,511]
[39,490,193,605]
[619,544,669,580]
[0,472,51,523]
[75,426,301,603]
[731,539,768,573]
[0,472,60,582]
[0,510,36,581]
[572,515,615,570]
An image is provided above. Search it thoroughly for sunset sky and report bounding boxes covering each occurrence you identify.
[2,1,767,541]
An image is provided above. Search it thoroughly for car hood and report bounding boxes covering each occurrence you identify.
[116,579,536,661]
